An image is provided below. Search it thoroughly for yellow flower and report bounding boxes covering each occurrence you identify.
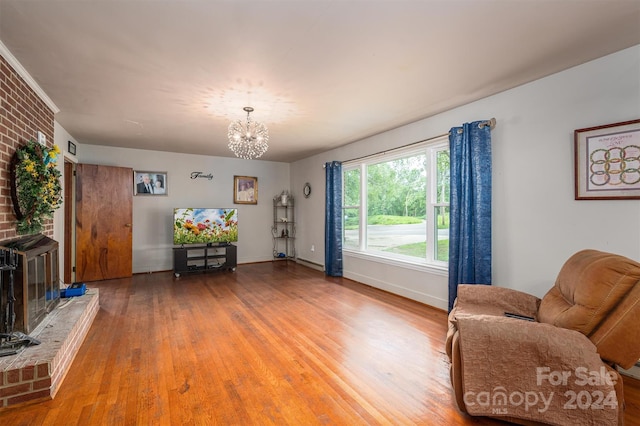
[24,159,39,177]
[15,139,63,234]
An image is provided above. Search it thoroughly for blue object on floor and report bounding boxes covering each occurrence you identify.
[61,282,86,298]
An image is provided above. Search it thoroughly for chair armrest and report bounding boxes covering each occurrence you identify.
[455,314,620,424]
[455,284,541,318]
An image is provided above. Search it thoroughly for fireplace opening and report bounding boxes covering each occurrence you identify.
[0,235,60,356]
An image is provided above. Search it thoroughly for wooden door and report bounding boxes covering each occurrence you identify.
[63,160,74,284]
[76,164,133,281]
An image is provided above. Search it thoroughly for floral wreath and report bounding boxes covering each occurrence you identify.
[11,140,62,235]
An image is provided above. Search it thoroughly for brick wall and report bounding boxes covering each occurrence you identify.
[0,290,99,408]
[0,54,55,240]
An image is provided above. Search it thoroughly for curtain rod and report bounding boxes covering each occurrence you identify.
[327,118,496,167]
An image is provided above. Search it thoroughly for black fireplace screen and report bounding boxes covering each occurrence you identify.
[0,235,60,356]
[0,247,18,336]
[0,246,40,356]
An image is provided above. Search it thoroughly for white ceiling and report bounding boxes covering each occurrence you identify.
[1,1,639,162]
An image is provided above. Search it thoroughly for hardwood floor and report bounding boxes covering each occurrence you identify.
[0,261,638,425]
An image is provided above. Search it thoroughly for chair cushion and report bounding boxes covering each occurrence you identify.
[538,249,640,337]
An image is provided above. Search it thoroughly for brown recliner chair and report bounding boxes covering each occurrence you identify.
[445,249,640,425]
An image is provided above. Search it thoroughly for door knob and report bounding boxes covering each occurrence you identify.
[125,223,132,227]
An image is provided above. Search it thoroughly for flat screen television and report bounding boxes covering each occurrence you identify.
[173,208,238,245]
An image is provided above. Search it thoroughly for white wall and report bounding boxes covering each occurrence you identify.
[76,145,290,273]
[53,121,79,284]
[291,45,640,310]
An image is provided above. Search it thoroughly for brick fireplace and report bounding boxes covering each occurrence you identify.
[0,30,94,410]
[0,234,97,409]
[0,289,99,408]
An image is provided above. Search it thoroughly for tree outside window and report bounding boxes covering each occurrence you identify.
[342,138,449,266]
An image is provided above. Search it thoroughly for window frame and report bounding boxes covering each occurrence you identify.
[342,136,449,273]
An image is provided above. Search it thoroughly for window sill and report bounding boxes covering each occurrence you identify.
[343,249,448,277]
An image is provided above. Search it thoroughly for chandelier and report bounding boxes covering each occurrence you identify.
[227,107,269,159]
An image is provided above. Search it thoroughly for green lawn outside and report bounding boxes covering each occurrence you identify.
[383,240,449,261]
[368,215,423,225]
[345,214,449,230]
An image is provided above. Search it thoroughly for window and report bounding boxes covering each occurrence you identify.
[342,138,449,269]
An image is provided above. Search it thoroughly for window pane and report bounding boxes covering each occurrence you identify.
[344,168,360,206]
[436,150,450,204]
[343,208,359,249]
[343,168,361,249]
[435,205,449,261]
[366,155,427,258]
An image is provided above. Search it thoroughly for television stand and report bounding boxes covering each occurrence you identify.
[173,244,237,278]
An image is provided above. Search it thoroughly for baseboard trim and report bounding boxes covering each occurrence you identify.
[344,271,447,311]
[296,258,324,271]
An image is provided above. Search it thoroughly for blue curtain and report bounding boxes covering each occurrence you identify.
[325,161,343,276]
[448,121,492,311]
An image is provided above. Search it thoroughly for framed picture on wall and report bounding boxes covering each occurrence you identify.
[134,171,168,196]
[234,175,257,204]
[574,119,640,200]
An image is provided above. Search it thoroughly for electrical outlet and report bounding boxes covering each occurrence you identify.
[37,131,46,145]
[311,245,315,252]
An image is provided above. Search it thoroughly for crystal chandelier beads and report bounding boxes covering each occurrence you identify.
[227,107,269,160]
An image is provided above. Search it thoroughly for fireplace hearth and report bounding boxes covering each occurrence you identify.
[0,234,97,409]
[0,288,99,408]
